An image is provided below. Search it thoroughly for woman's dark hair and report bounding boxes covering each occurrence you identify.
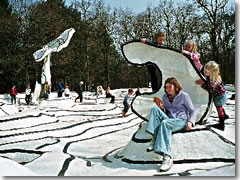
[164,77,182,94]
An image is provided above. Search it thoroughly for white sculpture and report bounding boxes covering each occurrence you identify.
[31,81,41,104]
[33,28,76,87]
[31,28,75,102]
[121,41,213,124]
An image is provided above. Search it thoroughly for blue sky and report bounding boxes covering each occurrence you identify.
[66,0,235,14]
[103,0,160,14]
[103,0,235,13]
[65,0,161,14]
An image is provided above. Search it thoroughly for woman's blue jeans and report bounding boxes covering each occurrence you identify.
[146,105,187,158]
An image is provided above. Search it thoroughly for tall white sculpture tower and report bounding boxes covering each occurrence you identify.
[32,28,75,103]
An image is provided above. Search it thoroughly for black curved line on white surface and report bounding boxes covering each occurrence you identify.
[0,115,139,146]
[62,118,141,153]
[121,40,213,124]
[121,158,235,164]
[0,113,55,123]
[0,107,9,116]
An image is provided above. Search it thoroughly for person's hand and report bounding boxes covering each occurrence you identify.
[185,121,192,131]
[181,50,190,55]
[195,79,204,85]
[153,97,163,109]
[141,38,146,43]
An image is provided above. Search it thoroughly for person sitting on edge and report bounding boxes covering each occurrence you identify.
[64,86,71,97]
[135,87,141,96]
[145,77,196,172]
[106,87,115,103]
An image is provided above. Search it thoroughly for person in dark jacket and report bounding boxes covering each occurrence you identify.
[106,87,115,103]
[135,87,141,96]
[141,32,166,92]
[57,79,64,97]
[75,81,84,102]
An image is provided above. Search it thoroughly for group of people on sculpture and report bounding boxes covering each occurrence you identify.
[140,32,229,172]
[7,30,230,173]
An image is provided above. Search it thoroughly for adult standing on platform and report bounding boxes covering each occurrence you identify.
[57,79,64,97]
[75,81,84,103]
[9,85,17,104]
[25,85,32,105]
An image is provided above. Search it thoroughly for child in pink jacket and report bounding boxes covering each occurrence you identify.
[181,40,203,74]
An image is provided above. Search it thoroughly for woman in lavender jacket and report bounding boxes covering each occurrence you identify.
[146,77,196,172]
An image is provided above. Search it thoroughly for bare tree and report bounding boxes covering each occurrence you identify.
[196,0,229,60]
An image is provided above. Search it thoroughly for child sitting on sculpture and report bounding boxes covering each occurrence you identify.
[64,86,71,97]
[106,87,115,103]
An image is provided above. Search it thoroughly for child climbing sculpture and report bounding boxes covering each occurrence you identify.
[196,61,229,131]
